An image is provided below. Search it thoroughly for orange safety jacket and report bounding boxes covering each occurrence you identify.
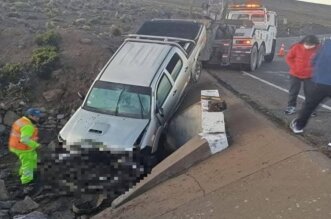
[9,117,39,151]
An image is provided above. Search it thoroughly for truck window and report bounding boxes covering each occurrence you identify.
[156,74,172,107]
[231,14,249,20]
[251,14,265,22]
[166,53,183,81]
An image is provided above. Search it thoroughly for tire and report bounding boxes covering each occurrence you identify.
[265,39,276,63]
[257,44,265,69]
[191,61,202,83]
[245,44,258,72]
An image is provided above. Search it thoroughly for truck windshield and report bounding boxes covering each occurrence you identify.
[251,14,265,22]
[84,81,151,119]
[231,14,249,20]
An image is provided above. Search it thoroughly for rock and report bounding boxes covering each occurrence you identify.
[56,114,65,120]
[13,211,48,219]
[0,125,6,134]
[0,210,9,219]
[0,180,9,201]
[74,18,87,25]
[43,89,64,102]
[80,38,92,44]
[3,111,19,126]
[10,196,39,215]
[0,201,15,209]
[81,25,91,30]
[0,103,8,110]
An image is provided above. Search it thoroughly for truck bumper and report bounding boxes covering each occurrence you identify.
[230,47,251,64]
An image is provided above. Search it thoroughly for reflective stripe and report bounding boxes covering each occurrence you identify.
[10,132,20,137]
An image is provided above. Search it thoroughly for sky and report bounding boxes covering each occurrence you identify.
[297,0,331,5]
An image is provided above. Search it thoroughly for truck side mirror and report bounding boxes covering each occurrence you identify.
[77,92,85,101]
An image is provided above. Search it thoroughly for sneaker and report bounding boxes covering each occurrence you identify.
[285,106,296,115]
[290,119,304,134]
[23,182,43,197]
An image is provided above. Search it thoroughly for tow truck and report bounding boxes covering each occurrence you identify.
[200,0,277,71]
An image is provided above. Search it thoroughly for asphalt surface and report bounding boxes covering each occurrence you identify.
[205,35,331,150]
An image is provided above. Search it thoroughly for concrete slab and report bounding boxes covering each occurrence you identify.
[111,136,209,208]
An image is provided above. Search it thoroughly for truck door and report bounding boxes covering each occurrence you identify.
[155,72,177,122]
[165,51,189,106]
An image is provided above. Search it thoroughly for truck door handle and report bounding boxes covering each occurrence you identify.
[173,90,177,96]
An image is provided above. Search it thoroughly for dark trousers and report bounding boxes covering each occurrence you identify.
[296,83,331,129]
[288,76,313,107]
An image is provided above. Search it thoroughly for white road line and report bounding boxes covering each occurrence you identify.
[242,71,331,111]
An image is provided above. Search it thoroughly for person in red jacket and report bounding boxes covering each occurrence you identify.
[285,35,320,114]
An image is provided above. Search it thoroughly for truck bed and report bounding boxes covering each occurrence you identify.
[137,20,203,42]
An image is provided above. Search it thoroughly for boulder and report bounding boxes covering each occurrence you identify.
[13,211,48,219]
[3,111,19,126]
[43,89,64,102]
[10,196,39,215]
[0,210,9,219]
[0,180,9,201]
[0,200,15,209]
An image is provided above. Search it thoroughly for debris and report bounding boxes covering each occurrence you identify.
[0,180,9,201]
[10,196,39,215]
[72,194,106,215]
[43,89,64,102]
[3,111,19,126]
[13,211,48,219]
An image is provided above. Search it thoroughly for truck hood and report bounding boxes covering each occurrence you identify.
[59,108,149,150]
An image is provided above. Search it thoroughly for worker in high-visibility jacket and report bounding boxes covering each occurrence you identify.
[8,108,42,186]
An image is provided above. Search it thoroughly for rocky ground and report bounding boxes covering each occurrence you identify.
[1,0,331,218]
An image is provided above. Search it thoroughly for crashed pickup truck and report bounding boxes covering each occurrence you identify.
[55,19,206,194]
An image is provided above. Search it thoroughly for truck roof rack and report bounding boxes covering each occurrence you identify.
[125,34,196,55]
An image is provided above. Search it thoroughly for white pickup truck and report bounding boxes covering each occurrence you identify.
[55,19,207,195]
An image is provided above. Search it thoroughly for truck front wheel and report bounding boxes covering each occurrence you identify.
[192,61,202,83]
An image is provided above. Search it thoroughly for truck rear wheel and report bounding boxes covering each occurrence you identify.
[265,39,276,63]
[257,44,265,69]
[245,44,258,72]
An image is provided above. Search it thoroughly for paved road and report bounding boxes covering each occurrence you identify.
[206,35,331,149]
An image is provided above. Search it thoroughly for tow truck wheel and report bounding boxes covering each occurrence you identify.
[257,44,265,69]
[265,39,276,63]
[192,61,202,83]
[246,44,258,72]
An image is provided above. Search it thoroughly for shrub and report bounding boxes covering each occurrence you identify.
[35,30,61,48]
[0,63,23,85]
[31,46,59,79]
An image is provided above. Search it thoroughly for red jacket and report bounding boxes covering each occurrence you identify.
[286,43,318,79]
